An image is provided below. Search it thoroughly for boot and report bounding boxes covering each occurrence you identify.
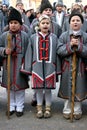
[63,100,71,119]
[36,105,43,118]
[44,106,51,118]
[74,113,82,120]
[74,102,82,120]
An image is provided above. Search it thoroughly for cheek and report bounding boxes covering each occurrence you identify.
[39,25,43,30]
[78,24,82,28]
[48,24,51,28]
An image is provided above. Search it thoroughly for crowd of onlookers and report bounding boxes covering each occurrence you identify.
[0,1,87,33]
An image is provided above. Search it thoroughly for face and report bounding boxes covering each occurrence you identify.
[42,8,52,17]
[39,18,51,34]
[30,9,34,14]
[26,10,31,17]
[70,16,82,31]
[72,4,82,13]
[2,5,7,11]
[56,5,63,13]
[36,13,41,19]
[9,20,21,32]
[16,3,23,13]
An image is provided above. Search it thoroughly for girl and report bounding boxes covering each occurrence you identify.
[21,14,61,118]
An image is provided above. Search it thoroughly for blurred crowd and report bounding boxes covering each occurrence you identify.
[0,0,87,34]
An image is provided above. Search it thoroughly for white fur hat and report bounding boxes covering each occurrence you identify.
[39,14,50,22]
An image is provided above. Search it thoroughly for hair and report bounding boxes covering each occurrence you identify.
[69,10,84,24]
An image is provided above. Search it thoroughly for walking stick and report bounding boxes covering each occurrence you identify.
[7,33,11,119]
[70,46,77,122]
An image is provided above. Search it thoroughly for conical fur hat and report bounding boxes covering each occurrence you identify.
[40,0,53,13]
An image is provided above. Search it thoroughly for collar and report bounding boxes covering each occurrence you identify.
[69,29,82,37]
[9,29,21,35]
[39,32,50,38]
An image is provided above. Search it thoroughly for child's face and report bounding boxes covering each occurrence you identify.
[70,16,82,31]
[9,20,21,32]
[39,18,51,34]
[42,8,52,17]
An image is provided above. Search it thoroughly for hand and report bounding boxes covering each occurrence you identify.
[70,38,79,47]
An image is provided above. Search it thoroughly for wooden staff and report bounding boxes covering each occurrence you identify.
[70,46,77,122]
[7,33,11,119]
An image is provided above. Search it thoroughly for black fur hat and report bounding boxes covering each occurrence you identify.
[69,10,84,24]
[40,0,53,13]
[8,8,22,25]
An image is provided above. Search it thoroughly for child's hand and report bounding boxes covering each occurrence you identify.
[5,48,11,55]
[70,37,79,47]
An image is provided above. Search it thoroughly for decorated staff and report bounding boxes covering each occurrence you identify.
[57,11,87,121]
[70,35,78,122]
[7,33,11,119]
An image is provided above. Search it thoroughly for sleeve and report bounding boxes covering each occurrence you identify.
[0,33,7,57]
[76,36,87,58]
[56,33,73,57]
[20,37,33,75]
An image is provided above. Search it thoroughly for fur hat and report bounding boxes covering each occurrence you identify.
[55,0,63,7]
[16,0,23,6]
[8,8,22,25]
[75,0,81,2]
[40,0,53,13]
[39,14,51,22]
[69,10,84,24]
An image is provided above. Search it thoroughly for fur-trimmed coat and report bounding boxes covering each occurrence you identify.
[21,32,61,89]
[57,30,87,101]
[0,31,29,91]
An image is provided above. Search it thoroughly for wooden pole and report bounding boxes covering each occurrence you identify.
[7,33,11,119]
[70,47,77,122]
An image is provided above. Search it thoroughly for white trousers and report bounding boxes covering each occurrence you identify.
[63,100,82,114]
[7,90,25,112]
[36,89,51,106]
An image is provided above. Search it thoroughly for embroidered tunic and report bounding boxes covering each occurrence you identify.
[0,31,29,91]
[57,30,87,101]
[21,33,61,89]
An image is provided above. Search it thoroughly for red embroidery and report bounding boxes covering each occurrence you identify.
[62,60,70,72]
[32,73,44,88]
[39,35,49,61]
[80,62,85,76]
[46,74,55,88]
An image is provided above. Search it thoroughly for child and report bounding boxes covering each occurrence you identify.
[0,8,29,117]
[21,14,61,118]
[31,0,62,107]
[57,11,87,120]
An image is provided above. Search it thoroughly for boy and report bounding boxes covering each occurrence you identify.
[0,8,29,117]
[57,11,87,120]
